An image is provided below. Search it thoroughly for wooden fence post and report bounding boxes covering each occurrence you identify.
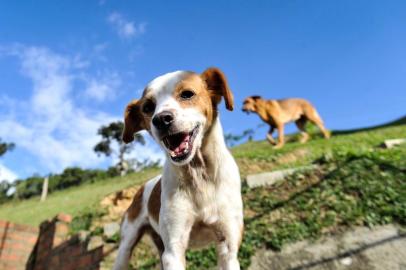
[40,177,49,202]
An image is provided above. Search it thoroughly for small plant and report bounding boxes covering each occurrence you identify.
[69,208,106,235]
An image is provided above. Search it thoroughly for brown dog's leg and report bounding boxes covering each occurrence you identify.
[305,109,331,139]
[295,117,310,143]
[266,126,276,145]
[274,123,285,149]
[309,118,330,139]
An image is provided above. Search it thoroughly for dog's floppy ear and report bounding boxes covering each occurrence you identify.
[122,99,144,143]
[201,67,234,111]
[250,95,262,101]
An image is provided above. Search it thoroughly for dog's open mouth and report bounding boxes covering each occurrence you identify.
[162,126,199,162]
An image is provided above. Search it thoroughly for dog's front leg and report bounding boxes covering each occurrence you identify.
[266,126,276,145]
[160,203,193,270]
[215,219,243,270]
[274,123,285,149]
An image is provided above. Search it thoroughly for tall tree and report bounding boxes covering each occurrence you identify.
[0,139,15,157]
[224,128,255,147]
[94,121,145,175]
[0,138,15,202]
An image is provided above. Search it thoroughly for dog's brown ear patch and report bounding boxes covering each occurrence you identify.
[201,67,234,111]
[123,99,144,143]
[250,95,262,100]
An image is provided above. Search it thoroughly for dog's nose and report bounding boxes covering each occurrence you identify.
[152,111,174,130]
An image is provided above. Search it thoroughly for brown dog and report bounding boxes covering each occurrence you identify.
[242,96,330,148]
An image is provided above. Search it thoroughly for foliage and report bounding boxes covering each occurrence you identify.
[0,138,15,157]
[184,147,406,269]
[4,167,121,202]
[225,128,255,147]
[1,121,405,269]
[70,207,106,235]
[1,163,161,204]
[94,121,145,175]
[0,168,160,226]
[0,181,12,204]
[0,138,15,202]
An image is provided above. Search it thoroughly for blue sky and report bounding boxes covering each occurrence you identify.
[0,0,405,181]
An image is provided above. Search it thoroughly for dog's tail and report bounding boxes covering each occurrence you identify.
[312,108,324,124]
[303,101,324,124]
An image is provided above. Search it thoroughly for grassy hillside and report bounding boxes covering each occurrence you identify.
[233,119,406,175]
[184,123,406,269]
[0,121,405,269]
[0,168,159,226]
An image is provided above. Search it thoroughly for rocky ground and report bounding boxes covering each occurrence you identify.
[249,225,406,270]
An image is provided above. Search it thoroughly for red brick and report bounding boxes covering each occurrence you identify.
[78,254,92,268]
[0,252,25,261]
[7,222,38,233]
[1,240,33,252]
[49,255,60,268]
[0,220,9,227]
[6,233,38,244]
[63,259,80,270]
[65,244,84,258]
[0,262,24,270]
[37,249,50,262]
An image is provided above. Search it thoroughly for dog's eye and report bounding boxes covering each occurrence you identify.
[142,100,155,114]
[180,90,195,100]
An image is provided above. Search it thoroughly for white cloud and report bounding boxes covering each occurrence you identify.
[126,131,164,165]
[84,72,121,102]
[0,44,162,175]
[0,45,118,172]
[107,12,146,39]
[0,163,18,183]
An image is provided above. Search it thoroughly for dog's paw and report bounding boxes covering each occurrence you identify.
[273,143,284,149]
[266,136,277,145]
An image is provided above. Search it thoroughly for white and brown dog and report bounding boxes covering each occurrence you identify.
[113,68,244,270]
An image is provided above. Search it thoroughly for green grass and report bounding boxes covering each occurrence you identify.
[0,120,405,270]
[232,123,406,174]
[0,168,159,226]
[186,132,406,269]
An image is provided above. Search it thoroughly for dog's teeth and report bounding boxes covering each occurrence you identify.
[185,142,189,149]
[170,151,176,157]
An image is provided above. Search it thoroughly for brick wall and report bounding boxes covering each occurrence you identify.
[0,213,105,270]
[0,220,39,270]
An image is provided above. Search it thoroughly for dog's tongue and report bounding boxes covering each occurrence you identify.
[173,134,190,155]
[167,133,190,156]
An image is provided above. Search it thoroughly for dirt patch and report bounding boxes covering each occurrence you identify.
[237,159,276,175]
[275,148,308,165]
[99,186,141,223]
[237,148,309,176]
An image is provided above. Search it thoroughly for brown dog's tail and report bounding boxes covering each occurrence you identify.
[312,108,324,124]
[303,101,324,124]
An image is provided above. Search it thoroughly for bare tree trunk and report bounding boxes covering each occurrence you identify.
[40,177,48,202]
[117,144,128,176]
